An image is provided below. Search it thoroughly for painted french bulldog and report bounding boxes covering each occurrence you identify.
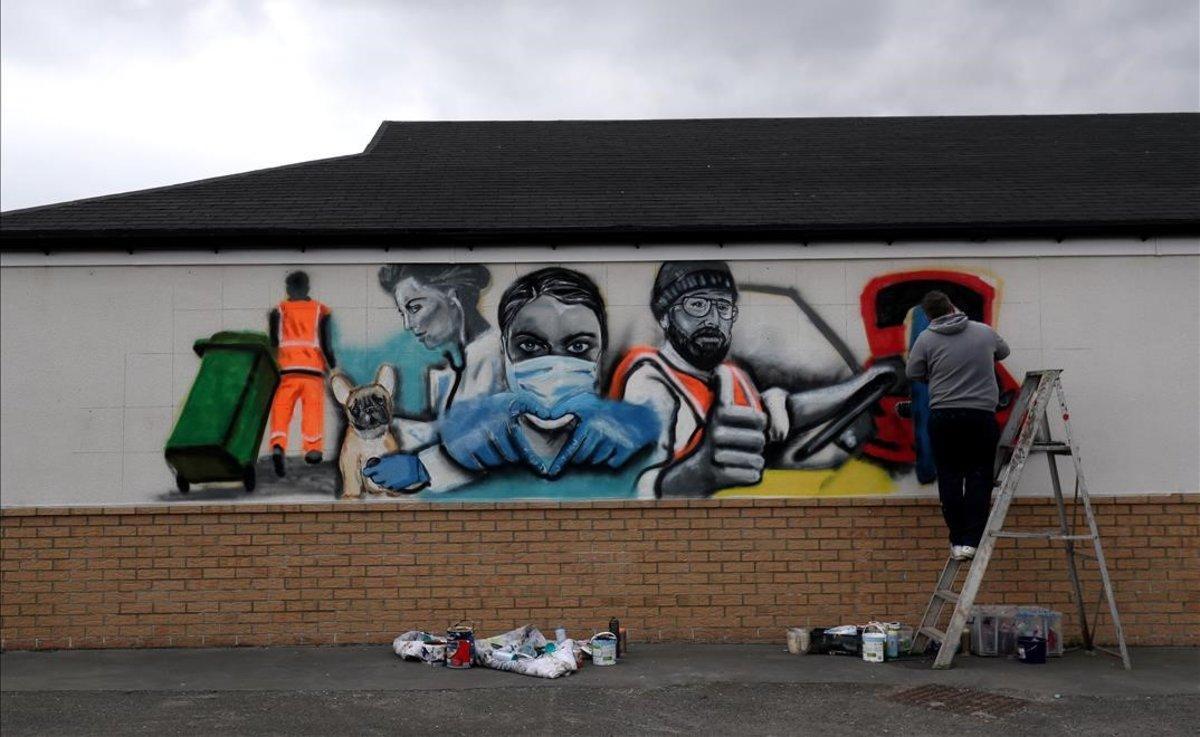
[330,365,402,499]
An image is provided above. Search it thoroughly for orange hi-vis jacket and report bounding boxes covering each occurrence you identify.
[608,345,761,460]
[277,299,330,373]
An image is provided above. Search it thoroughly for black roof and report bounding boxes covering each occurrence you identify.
[2,113,1197,250]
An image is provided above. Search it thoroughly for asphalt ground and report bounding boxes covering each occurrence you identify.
[2,644,1197,736]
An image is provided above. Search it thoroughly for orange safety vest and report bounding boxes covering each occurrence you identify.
[608,345,761,460]
[277,299,330,373]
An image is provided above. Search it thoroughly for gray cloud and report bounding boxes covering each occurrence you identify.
[2,0,1196,211]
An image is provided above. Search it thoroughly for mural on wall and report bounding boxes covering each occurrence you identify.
[363,266,661,495]
[162,260,1017,502]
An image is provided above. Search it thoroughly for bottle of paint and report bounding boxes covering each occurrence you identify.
[885,623,901,660]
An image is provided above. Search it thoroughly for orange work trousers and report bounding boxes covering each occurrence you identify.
[269,372,326,453]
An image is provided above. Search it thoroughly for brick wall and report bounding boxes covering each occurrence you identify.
[1,495,1196,651]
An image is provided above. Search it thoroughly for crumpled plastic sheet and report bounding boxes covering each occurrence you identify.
[392,625,585,678]
[474,625,582,679]
[391,630,446,664]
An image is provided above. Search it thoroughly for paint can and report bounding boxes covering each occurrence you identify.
[862,631,886,663]
[786,627,811,655]
[1017,636,1047,665]
[885,623,901,660]
[445,621,475,669]
[591,632,618,666]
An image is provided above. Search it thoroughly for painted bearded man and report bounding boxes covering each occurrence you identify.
[610,261,897,498]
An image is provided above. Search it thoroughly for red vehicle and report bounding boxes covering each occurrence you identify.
[858,270,1019,466]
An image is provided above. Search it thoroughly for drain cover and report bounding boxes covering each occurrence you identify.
[888,685,1028,718]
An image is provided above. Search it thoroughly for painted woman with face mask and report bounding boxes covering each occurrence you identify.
[364,267,659,494]
[377,263,504,450]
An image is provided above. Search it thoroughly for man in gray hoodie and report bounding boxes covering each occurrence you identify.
[906,290,1010,561]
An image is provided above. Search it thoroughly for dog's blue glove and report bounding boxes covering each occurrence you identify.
[438,394,523,471]
[363,453,430,492]
[521,394,659,477]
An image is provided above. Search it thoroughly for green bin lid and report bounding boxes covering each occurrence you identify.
[193,331,274,358]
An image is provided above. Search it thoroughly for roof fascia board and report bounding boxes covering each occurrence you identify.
[2,220,1198,252]
[4,237,1196,268]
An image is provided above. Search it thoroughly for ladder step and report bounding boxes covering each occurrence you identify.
[933,589,960,603]
[991,530,1097,541]
[919,626,946,643]
[1030,442,1072,455]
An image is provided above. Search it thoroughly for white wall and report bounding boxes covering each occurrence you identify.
[1,241,1197,506]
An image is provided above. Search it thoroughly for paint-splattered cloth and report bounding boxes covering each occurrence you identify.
[391,631,447,663]
[474,625,583,679]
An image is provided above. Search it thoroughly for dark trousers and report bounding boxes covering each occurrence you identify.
[929,408,1000,547]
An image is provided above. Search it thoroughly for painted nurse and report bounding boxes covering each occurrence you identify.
[377,263,504,450]
[364,267,659,493]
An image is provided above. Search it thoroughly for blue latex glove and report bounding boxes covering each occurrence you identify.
[517,393,660,477]
[438,394,523,471]
[362,453,430,492]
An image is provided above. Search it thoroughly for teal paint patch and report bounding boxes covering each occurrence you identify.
[330,321,446,416]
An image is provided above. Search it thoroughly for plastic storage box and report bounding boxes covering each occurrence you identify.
[970,606,1063,657]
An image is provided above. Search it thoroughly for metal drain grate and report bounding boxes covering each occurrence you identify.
[887,685,1029,718]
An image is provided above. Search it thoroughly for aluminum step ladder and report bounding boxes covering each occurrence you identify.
[912,370,1131,670]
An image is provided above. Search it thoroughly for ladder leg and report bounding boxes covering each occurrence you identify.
[1040,411,1093,650]
[1055,379,1131,670]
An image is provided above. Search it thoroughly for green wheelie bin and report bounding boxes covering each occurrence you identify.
[164,331,280,494]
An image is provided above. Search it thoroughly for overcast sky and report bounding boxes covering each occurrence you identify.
[1,0,1196,211]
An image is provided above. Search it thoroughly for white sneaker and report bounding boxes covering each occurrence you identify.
[951,545,967,560]
[959,545,977,560]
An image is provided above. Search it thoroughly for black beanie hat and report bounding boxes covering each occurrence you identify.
[651,261,737,320]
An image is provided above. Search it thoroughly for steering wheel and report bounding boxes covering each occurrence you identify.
[788,367,899,461]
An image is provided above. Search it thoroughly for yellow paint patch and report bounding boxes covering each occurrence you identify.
[714,458,896,498]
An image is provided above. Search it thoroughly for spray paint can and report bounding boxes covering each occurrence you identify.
[608,618,621,658]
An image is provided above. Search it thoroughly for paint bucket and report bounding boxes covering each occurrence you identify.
[1017,636,1047,665]
[445,621,475,669]
[787,628,811,655]
[862,631,886,663]
[591,632,618,666]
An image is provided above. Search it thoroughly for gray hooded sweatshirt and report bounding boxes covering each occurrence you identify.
[906,313,1010,411]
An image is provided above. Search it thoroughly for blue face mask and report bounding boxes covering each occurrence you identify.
[505,354,599,416]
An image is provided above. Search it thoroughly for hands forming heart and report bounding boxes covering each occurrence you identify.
[439,393,659,478]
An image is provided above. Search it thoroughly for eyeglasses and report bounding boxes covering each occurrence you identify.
[675,295,738,320]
